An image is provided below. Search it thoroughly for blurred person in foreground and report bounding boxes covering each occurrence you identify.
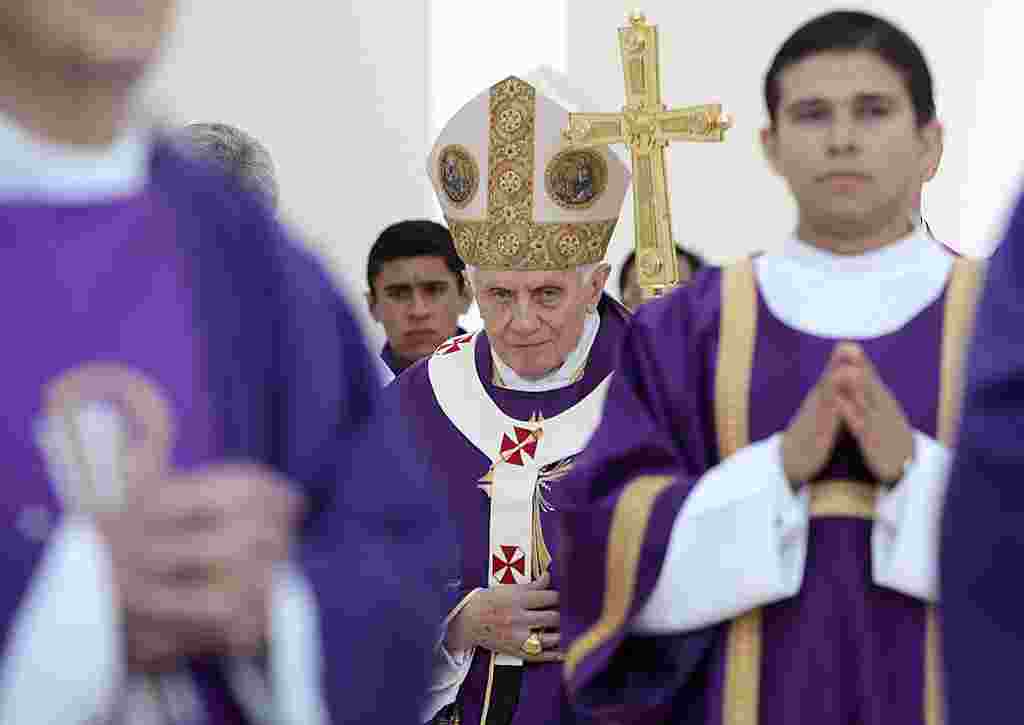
[0,2,450,723]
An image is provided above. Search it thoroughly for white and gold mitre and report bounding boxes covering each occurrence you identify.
[428,76,631,271]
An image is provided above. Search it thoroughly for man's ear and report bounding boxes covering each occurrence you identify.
[761,125,783,177]
[590,263,612,305]
[459,269,475,314]
[920,119,943,183]
[365,290,380,323]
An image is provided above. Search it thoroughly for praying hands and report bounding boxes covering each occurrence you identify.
[782,342,915,488]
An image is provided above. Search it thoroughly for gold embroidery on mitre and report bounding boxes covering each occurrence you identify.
[437,144,479,209]
[443,76,620,272]
[448,217,617,271]
[489,77,536,228]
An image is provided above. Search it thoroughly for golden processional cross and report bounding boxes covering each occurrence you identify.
[563,10,732,300]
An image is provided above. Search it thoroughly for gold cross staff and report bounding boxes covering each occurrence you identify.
[562,10,732,300]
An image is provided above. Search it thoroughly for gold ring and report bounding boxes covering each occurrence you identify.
[520,632,543,657]
[207,563,236,591]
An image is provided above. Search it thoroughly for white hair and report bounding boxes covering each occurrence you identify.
[176,122,278,208]
[466,262,607,290]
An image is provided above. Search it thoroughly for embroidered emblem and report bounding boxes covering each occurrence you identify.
[545,149,608,210]
[492,544,527,584]
[435,333,475,356]
[37,363,176,513]
[438,145,479,208]
[500,425,542,467]
[498,413,544,467]
[477,413,545,498]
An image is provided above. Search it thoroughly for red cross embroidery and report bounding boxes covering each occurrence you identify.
[499,426,540,467]
[492,545,527,584]
[435,334,475,356]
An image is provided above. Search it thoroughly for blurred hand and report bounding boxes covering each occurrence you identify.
[97,462,304,671]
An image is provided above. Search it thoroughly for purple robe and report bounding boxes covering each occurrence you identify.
[0,142,452,724]
[389,295,630,725]
[941,196,1022,723]
[561,266,957,725]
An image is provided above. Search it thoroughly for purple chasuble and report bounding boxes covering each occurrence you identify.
[389,295,629,725]
[0,193,244,723]
[561,266,953,725]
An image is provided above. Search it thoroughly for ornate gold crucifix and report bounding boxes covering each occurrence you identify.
[563,10,732,300]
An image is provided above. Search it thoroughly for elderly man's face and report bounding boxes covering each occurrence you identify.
[474,265,609,380]
[622,252,696,312]
[0,0,175,78]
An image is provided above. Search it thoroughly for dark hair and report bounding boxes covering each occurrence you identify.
[178,122,279,208]
[618,245,704,297]
[367,220,467,295]
[764,11,936,128]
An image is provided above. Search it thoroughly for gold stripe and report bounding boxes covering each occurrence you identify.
[716,259,761,725]
[487,78,535,222]
[937,258,985,448]
[478,652,496,725]
[563,475,675,681]
[927,257,984,725]
[725,610,761,725]
[714,260,758,460]
[925,611,942,725]
[809,480,879,519]
[533,498,553,576]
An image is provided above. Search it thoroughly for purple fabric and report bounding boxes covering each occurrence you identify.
[389,295,630,725]
[0,191,241,722]
[941,195,1024,724]
[0,142,454,725]
[563,266,949,724]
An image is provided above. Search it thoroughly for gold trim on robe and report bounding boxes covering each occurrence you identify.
[717,256,984,725]
[928,257,984,725]
[716,260,761,725]
[563,474,675,681]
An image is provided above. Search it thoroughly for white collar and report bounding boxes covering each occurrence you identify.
[491,309,601,393]
[754,228,953,339]
[0,111,150,203]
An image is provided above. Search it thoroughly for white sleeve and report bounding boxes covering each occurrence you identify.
[270,564,330,725]
[421,589,481,724]
[377,355,396,386]
[0,518,122,725]
[633,434,810,634]
[871,431,951,603]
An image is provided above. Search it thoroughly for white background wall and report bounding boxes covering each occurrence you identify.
[147,1,1016,348]
[566,0,996,273]
[147,1,436,346]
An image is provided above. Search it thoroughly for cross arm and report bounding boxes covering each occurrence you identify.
[562,113,628,149]
[653,104,732,143]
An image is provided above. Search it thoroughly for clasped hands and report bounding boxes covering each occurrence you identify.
[95,462,304,672]
[781,342,915,489]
